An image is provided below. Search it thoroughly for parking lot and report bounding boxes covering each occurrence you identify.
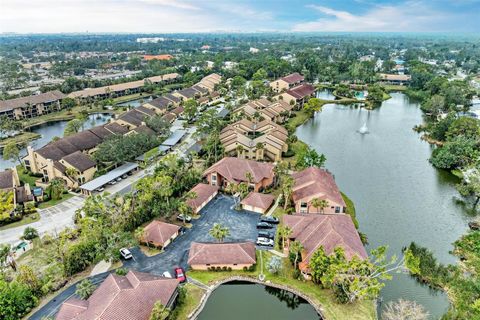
[123,194,277,276]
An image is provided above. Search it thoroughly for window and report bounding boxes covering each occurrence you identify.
[233,264,237,266]
[335,206,340,213]
[206,264,211,266]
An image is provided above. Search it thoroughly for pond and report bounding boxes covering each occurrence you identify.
[198,281,321,320]
[0,113,113,170]
[116,96,153,108]
[316,89,336,100]
[296,92,468,318]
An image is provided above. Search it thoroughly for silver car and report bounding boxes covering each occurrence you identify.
[119,248,132,260]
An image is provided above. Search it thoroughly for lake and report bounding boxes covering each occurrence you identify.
[198,281,321,320]
[0,113,113,170]
[116,96,152,108]
[296,92,468,318]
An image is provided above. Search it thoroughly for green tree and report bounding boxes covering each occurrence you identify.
[366,84,385,106]
[149,301,171,320]
[64,119,82,136]
[281,175,294,210]
[304,98,323,117]
[0,278,38,320]
[2,142,22,167]
[22,227,39,240]
[16,265,41,296]
[75,279,96,300]
[278,225,292,250]
[252,68,268,81]
[457,170,480,208]
[47,178,65,200]
[209,223,230,242]
[311,198,329,214]
[382,299,429,320]
[445,117,480,141]
[146,115,171,135]
[183,99,198,122]
[61,97,76,109]
[268,256,283,275]
[430,136,479,170]
[289,240,303,270]
[296,145,326,169]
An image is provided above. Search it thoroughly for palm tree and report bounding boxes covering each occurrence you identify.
[236,145,244,158]
[278,225,292,250]
[75,279,96,300]
[281,176,294,210]
[134,227,145,246]
[237,182,250,199]
[289,240,304,270]
[209,223,230,242]
[245,172,254,186]
[48,178,65,200]
[255,142,264,160]
[149,301,171,320]
[311,198,329,214]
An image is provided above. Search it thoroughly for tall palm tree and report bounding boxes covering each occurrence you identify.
[48,178,65,200]
[278,225,292,250]
[236,145,244,158]
[282,176,294,210]
[209,223,230,242]
[289,240,304,270]
[311,198,329,214]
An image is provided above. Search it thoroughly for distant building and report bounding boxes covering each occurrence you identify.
[188,242,256,270]
[143,54,173,61]
[0,90,65,120]
[378,73,411,85]
[274,83,315,107]
[0,167,33,212]
[203,157,275,192]
[249,47,260,54]
[269,72,305,93]
[55,270,179,320]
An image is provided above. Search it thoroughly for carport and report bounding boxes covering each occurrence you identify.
[80,162,139,195]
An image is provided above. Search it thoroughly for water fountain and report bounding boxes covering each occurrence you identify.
[358,122,369,134]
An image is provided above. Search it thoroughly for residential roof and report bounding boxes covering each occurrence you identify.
[171,106,184,116]
[241,192,275,211]
[136,105,157,117]
[188,242,256,266]
[291,167,345,207]
[203,157,274,184]
[88,125,113,140]
[175,87,198,99]
[0,170,14,189]
[55,270,178,320]
[133,125,156,135]
[0,90,65,112]
[145,97,172,111]
[186,183,219,211]
[286,84,316,100]
[379,73,411,81]
[143,54,173,61]
[142,220,180,247]
[104,122,129,135]
[283,214,367,267]
[61,151,96,172]
[161,130,186,146]
[280,72,304,84]
[117,109,147,127]
[80,162,138,192]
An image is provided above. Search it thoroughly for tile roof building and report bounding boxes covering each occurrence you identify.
[378,73,411,84]
[291,167,346,214]
[283,214,367,276]
[186,183,219,214]
[141,220,180,248]
[270,72,305,93]
[55,270,179,320]
[241,192,275,214]
[275,83,316,108]
[188,242,256,270]
[203,157,275,192]
[220,119,288,162]
[143,54,173,61]
[0,90,66,120]
[233,98,294,124]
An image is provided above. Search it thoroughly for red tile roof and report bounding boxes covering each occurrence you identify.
[281,72,304,84]
[142,221,180,247]
[241,192,275,210]
[186,183,219,211]
[188,242,256,266]
[283,214,367,268]
[292,167,345,207]
[55,270,178,320]
[203,157,274,185]
[286,84,315,99]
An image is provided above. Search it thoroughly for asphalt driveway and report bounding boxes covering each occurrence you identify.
[30,194,272,320]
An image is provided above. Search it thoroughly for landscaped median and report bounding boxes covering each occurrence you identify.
[184,251,376,320]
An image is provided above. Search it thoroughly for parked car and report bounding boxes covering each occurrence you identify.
[260,216,279,224]
[256,222,273,229]
[174,267,186,283]
[116,177,122,182]
[119,248,132,260]
[256,237,274,247]
[108,180,117,185]
[162,271,173,278]
[121,174,128,179]
[95,187,105,192]
[177,214,192,223]
[258,230,275,239]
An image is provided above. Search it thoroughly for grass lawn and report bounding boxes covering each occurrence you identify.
[38,193,74,209]
[174,283,206,320]
[0,212,40,231]
[341,192,359,229]
[189,251,376,320]
[16,166,39,186]
[0,131,41,148]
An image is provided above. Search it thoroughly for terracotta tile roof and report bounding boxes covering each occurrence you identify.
[241,192,275,210]
[55,270,179,320]
[62,151,96,172]
[203,157,274,184]
[0,90,65,112]
[142,221,180,247]
[0,170,14,189]
[188,242,256,266]
[280,72,304,84]
[291,167,345,206]
[186,183,219,211]
[283,214,367,265]
[117,109,147,127]
[286,84,315,99]
[143,54,173,61]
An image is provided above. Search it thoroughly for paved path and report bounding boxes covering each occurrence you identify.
[90,260,111,276]
[0,195,84,245]
[266,194,282,216]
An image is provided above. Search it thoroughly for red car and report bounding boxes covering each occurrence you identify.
[174,267,186,283]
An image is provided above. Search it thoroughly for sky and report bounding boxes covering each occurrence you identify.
[0,0,479,34]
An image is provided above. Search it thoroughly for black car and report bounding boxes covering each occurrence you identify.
[260,216,279,224]
[258,230,275,239]
[257,222,274,229]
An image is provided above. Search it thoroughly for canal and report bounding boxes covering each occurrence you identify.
[296,92,468,317]
[0,113,113,170]
[198,281,321,320]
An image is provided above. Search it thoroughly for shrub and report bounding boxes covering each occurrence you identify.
[216,266,222,272]
[243,266,248,271]
[22,227,39,240]
[248,265,255,272]
[222,266,227,271]
[227,267,232,271]
[115,268,128,276]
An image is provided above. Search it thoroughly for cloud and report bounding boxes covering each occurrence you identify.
[293,2,462,32]
[136,0,199,10]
